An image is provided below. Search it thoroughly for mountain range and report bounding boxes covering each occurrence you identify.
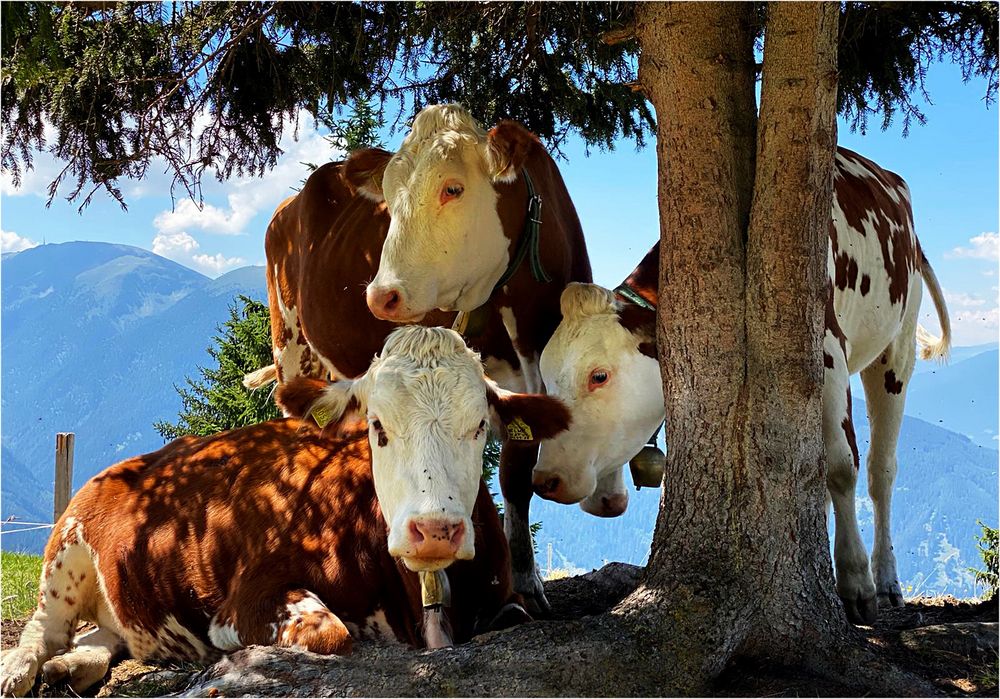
[2,241,997,598]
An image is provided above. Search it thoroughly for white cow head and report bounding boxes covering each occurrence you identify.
[347,104,538,321]
[278,326,570,572]
[536,283,664,516]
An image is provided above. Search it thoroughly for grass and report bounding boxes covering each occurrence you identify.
[1,551,43,620]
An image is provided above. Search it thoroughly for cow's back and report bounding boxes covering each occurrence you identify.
[829,147,923,372]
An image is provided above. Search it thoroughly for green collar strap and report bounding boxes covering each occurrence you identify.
[454,170,550,340]
[493,169,551,291]
[614,283,657,311]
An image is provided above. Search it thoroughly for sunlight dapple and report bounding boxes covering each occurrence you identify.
[1,327,570,697]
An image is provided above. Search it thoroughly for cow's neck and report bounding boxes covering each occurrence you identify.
[485,147,592,393]
[615,243,659,360]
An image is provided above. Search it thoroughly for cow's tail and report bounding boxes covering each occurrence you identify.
[916,254,951,363]
[243,364,278,389]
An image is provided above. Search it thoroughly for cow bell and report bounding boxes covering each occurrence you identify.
[629,445,665,490]
[420,569,452,608]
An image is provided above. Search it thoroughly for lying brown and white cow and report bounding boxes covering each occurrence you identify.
[535,147,951,625]
[1,327,569,697]
[252,103,593,612]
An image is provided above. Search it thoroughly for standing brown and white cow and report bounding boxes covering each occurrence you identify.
[252,104,592,612]
[534,147,951,625]
[1,327,568,697]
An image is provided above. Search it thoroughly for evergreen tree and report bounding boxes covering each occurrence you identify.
[155,296,278,440]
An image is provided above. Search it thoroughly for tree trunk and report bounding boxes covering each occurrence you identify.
[632,0,849,681]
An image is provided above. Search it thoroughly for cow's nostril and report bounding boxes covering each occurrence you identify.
[383,289,400,311]
[409,520,425,544]
[450,521,465,545]
[544,477,560,494]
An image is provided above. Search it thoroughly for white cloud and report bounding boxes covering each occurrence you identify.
[0,123,61,198]
[946,232,999,261]
[151,231,245,277]
[192,252,246,275]
[1,229,38,253]
[152,231,200,256]
[149,111,345,237]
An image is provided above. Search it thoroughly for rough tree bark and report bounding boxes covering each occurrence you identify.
[631,1,922,689]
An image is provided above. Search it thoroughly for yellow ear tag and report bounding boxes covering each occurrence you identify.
[506,416,533,441]
[311,405,333,428]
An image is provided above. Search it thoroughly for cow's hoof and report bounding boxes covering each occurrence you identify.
[514,569,551,617]
[483,602,533,633]
[841,592,878,625]
[878,590,906,608]
[0,649,39,698]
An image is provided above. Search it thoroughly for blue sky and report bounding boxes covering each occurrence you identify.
[2,60,997,344]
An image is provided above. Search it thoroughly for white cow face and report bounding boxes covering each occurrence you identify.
[536,284,664,515]
[348,104,537,321]
[277,326,570,572]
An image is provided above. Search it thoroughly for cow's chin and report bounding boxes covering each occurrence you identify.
[400,554,465,573]
[387,310,427,324]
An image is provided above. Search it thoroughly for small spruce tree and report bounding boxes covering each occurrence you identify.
[155,296,278,440]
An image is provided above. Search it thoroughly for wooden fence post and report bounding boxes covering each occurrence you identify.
[54,432,75,523]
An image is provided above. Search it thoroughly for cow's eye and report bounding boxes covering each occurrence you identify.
[473,419,486,439]
[588,369,610,392]
[441,182,464,203]
[370,418,388,447]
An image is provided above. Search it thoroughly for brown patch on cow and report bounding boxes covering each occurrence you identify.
[824,284,847,353]
[884,370,903,395]
[617,303,657,360]
[65,596,75,606]
[487,121,541,181]
[342,148,393,197]
[843,387,859,471]
[834,147,919,306]
[487,385,571,443]
[860,274,871,296]
[824,352,834,369]
[622,245,659,309]
[56,560,62,569]
[275,377,332,419]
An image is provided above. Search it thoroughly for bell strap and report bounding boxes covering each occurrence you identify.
[614,282,656,311]
[493,169,550,291]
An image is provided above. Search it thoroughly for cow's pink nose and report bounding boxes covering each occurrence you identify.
[598,493,628,518]
[408,518,465,560]
[367,285,403,319]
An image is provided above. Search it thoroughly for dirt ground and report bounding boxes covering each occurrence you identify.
[2,574,996,697]
[717,595,998,697]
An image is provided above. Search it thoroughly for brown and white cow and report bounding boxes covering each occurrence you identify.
[253,104,592,612]
[1,327,569,697]
[535,147,951,625]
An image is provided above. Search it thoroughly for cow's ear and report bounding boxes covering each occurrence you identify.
[485,380,571,443]
[344,148,393,202]
[277,376,367,431]
[485,121,539,184]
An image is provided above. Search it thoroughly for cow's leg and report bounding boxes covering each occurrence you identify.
[218,587,353,656]
[1,534,98,697]
[859,321,917,609]
[499,442,549,615]
[579,467,628,518]
[823,332,877,624]
[273,590,353,655]
[40,627,124,693]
